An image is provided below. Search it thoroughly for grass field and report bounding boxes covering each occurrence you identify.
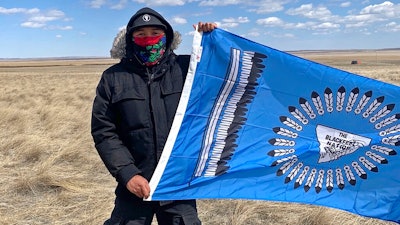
[0,50,399,225]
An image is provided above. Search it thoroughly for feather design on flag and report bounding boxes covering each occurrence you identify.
[311,92,324,115]
[344,165,356,185]
[294,166,309,188]
[371,144,397,155]
[324,88,334,113]
[346,87,359,112]
[277,157,298,176]
[288,106,308,124]
[352,161,367,179]
[194,49,267,177]
[315,170,325,193]
[272,127,298,138]
[268,85,399,193]
[304,168,317,192]
[193,48,241,177]
[380,123,400,136]
[366,151,388,164]
[326,169,334,192]
[267,148,295,157]
[375,113,400,129]
[355,90,372,114]
[360,156,378,172]
[285,162,303,183]
[270,155,297,167]
[299,97,316,119]
[370,104,395,123]
[268,138,295,146]
[279,116,302,131]
[382,134,400,146]
[336,86,346,112]
[335,168,345,190]
[363,96,385,118]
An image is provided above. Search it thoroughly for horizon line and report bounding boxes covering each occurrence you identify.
[1,47,400,61]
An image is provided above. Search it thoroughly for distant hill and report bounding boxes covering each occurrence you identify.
[287,48,400,54]
[0,56,110,61]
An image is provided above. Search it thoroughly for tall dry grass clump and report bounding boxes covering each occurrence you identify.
[0,51,398,225]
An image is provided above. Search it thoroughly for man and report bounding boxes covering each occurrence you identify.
[91,7,216,225]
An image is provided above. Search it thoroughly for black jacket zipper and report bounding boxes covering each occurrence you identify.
[146,67,159,164]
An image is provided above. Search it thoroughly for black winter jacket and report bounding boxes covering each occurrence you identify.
[91,8,190,201]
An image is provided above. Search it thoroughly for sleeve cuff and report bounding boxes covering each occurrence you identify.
[117,164,141,187]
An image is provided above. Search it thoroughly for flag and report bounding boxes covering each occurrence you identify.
[148,28,400,223]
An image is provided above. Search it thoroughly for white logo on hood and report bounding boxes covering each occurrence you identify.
[142,14,151,22]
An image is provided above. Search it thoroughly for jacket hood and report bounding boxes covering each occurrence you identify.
[110,27,182,59]
[123,7,175,60]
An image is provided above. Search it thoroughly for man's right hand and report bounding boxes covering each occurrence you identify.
[126,175,150,199]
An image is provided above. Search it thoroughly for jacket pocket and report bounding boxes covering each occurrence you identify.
[111,87,150,130]
[160,83,182,128]
[111,86,145,104]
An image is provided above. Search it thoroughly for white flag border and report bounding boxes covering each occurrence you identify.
[146,29,204,201]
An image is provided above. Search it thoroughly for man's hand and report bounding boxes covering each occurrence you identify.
[194,22,217,32]
[126,175,150,199]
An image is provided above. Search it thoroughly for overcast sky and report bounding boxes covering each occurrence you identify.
[1,0,399,58]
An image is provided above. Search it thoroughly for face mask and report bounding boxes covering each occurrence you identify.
[133,34,167,66]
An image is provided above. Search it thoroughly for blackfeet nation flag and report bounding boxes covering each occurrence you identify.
[148,28,400,223]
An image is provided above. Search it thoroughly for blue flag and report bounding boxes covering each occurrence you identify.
[148,28,400,223]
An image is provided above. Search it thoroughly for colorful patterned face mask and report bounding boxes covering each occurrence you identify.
[133,34,166,66]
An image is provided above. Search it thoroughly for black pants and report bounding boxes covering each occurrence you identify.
[104,198,201,225]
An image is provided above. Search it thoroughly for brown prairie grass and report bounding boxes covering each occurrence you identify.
[0,51,399,225]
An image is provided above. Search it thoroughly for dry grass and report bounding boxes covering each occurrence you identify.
[0,50,399,225]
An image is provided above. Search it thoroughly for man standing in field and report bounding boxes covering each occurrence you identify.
[91,7,216,225]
